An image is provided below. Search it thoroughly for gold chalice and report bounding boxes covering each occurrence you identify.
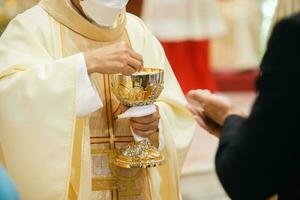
[111,68,164,168]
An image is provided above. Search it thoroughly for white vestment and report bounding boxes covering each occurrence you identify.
[0,1,196,199]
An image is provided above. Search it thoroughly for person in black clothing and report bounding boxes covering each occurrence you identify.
[187,13,300,200]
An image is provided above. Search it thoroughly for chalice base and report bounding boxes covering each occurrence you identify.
[114,140,164,169]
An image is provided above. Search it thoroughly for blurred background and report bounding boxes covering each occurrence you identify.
[0,0,279,199]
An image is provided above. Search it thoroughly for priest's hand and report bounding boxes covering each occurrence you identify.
[130,105,160,138]
[186,90,245,137]
[84,41,143,75]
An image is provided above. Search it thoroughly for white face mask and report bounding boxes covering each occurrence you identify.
[80,0,129,27]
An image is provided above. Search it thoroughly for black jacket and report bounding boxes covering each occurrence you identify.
[216,13,300,200]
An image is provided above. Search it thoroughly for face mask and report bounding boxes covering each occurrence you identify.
[80,0,129,27]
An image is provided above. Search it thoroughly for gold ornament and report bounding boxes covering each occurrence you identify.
[114,140,164,168]
[111,68,164,168]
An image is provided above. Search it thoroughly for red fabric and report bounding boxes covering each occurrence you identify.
[214,69,259,92]
[161,40,217,94]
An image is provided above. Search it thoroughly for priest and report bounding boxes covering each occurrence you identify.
[0,0,196,199]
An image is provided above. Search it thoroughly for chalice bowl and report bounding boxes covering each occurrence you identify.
[111,68,164,168]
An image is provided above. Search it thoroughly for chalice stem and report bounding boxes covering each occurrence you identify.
[111,68,164,168]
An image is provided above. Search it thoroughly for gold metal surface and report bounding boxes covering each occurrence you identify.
[111,68,164,107]
[114,140,164,168]
[111,68,165,169]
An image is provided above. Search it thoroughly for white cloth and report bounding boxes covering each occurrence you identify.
[141,0,225,41]
[75,53,102,116]
[118,105,164,150]
[118,105,157,119]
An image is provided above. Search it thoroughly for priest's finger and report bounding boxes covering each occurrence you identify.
[129,50,144,71]
[113,104,128,119]
[131,111,160,124]
[121,66,136,76]
[130,120,159,131]
[127,56,142,72]
[128,48,143,62]
[119,104,129,113]
[132,128,157,138]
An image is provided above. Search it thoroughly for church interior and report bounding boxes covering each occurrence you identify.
[0,0,285,199]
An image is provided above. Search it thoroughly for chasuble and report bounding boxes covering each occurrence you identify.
[0,0,196,199]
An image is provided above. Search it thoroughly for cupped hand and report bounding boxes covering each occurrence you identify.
[187,89,244,126]
[186,90,245,137]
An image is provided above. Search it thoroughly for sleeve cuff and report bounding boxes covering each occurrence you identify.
[75,53,103,116]
[220,115,246,145]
